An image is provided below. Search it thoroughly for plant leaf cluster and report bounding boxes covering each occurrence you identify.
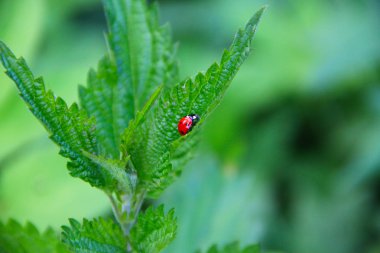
[0,0,264,251]
[62,217,126,253]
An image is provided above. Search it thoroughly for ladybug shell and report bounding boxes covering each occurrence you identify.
[178,114,199,136]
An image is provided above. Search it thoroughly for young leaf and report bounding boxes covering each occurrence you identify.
[88,0,178,151]
[79,56,119,158]
[130,205,177,253]
[139,129,200,197]
[124,7,266,196]
[0,219,69,253]
[121,84,163,158]
[196,242,260,253]
[0,41,105,187]
[82,151,136,194]
[62,217,126,253]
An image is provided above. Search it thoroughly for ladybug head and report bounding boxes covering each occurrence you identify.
[189,114,200,126]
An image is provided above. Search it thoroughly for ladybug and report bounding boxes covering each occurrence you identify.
[178,114,200,136]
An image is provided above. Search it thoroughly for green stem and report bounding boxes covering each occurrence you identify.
[108,190,146,252]
[126,190,146,232]
[108,193,127,234]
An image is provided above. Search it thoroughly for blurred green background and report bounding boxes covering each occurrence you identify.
[0,0,379,252]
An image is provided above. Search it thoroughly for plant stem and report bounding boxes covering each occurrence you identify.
[108,190,146,251]
[126,190,146,232]
[108,193,128,234]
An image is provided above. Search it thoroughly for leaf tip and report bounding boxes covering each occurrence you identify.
[0,40,15,67]
[247,5,267,29]
[0,40,8,53]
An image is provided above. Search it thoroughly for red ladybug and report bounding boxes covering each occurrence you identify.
[178,114,200,136]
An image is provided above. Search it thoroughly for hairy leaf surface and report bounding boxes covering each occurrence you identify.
[62,217,126,253]
[79,56,119,158]
[83,151,136,194]
[0,41,105,187]
[130,205,177,253]
[124,7,266,196]
[81,0,179,158]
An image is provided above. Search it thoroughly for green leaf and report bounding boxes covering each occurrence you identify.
[0,41,105,187]
[130,205,177,253]
[121,84,163,158]
[82,151,136,194]
[124,7,266,196]
[0,219,69,253]
[197,242,260,253]
[79,56,119,158]
[62,217,127,253]
[91,0,178,150]
[141,128,200,197]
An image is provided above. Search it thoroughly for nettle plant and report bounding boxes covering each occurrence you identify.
[0,0,264,252]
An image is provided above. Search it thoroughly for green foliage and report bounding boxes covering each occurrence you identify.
[0,41,106,187]
[0,0,264,195]
[0,219,69,253]
[0,0,265,251]
[82,151,136,194]
[61,217,126,253]
[197,242,260,253]
[130,205,177,253]
[123,6,266,197]
[78,0,181,195]
[79,56,119,158]
[81,0,178,159]
[120,84,163,158]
